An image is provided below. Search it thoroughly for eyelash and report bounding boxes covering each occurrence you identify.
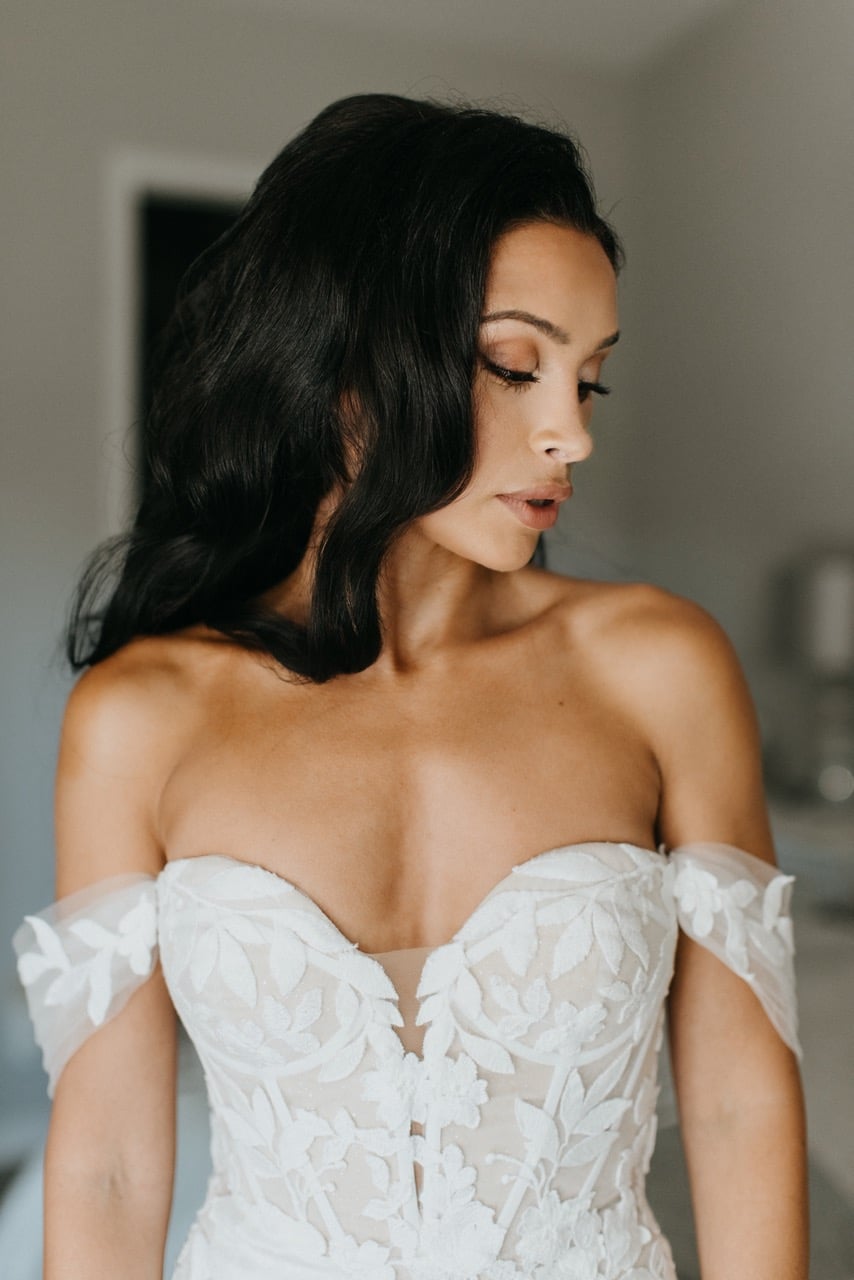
[483,359,611,402]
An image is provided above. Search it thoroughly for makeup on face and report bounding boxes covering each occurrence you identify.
[478,312,618,396]
[496,493,566,529]
[474,229,619,536]
[415,224,619,571]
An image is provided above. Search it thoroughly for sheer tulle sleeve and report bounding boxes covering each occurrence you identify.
[12,874,159,1096]
[667,841,802,1060]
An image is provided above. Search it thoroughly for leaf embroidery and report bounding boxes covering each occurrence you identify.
[14,842,799,1279]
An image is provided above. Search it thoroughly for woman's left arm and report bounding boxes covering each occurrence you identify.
[629,587,809,1280]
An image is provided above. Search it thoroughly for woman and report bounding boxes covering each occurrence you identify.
[14,94,808,1278]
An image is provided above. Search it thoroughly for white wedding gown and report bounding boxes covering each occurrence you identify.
[13,839,801,1279]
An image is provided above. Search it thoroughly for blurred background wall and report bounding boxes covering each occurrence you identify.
[2,0,852,1221]
[622,0,854,674]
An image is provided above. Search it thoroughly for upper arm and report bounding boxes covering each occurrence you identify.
[46,649,181,1205]
[54,651,173,896]
[618,588,809,1280]
[640,588,776,862]
[620,587,802,1118]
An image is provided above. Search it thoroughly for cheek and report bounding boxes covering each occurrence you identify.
[472,392,518,466]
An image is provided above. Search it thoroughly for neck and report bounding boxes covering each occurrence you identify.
[263,491,507,677]
[374,530,500,673]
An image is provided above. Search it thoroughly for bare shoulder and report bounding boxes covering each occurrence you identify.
[540,570,756,756]
[550,575,774,857]
[56,627,235,891]
[580,578,749,719]
[533,571,737,675]
[64,627,231,762]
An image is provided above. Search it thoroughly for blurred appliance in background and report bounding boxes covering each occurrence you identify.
[765,544,854,808]
[762,545,854,908]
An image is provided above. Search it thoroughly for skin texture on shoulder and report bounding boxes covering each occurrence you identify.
[54,628,234,896]
[546,577,771,849]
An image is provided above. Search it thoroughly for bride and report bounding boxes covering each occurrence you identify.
[15,93,808,1278]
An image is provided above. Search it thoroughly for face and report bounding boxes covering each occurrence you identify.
[415,220,619,571]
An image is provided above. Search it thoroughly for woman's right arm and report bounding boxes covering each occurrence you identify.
[44,655,179,1280]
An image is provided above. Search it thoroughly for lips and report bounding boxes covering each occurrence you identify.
[497,484,572,530]
[499,483,573,503]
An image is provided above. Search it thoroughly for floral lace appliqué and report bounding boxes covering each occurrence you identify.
[13,840,800,1278]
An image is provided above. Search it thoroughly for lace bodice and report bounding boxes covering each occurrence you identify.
[13,840,800,1280]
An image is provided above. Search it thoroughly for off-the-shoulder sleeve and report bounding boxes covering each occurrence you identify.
[12,873,159,1096]
[666,841,802,1060]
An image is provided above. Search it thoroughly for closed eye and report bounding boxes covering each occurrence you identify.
[483,359,611,403]
[578,381,611,403]
[483,359,538,389]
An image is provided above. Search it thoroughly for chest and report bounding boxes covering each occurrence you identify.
[160,644,659,951]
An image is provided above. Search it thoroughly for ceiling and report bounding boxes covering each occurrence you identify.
[243,0,739,71]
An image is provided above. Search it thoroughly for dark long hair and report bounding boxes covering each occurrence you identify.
[68,93,623,683]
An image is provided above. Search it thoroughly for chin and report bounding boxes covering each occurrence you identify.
[457,534,540,574]
[417,509,539,572]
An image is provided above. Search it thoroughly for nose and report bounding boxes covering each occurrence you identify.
[546,446,579,464]
[532,381,596,465]
[542,424,593,466]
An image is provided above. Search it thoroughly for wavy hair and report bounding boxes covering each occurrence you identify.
[67,93,623,683]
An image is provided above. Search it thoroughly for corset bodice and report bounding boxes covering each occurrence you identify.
[14,839,801,1279]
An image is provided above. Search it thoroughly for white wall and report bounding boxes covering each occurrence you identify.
[0,0,636,1109]
[622,0,854,675]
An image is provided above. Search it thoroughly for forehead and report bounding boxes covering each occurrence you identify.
[484,222,617,332]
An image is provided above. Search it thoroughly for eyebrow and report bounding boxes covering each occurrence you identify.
[480,309,620,352]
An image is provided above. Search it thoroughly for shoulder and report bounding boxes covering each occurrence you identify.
[574,578,740,685]
[513,569,775,858]
[545,572,757,763]
[55,628,237,891]
[63,627,231,763]
[530,570,733,671]
[602,579,747,718]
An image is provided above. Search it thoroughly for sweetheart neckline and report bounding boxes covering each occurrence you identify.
[159,840,669,959]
